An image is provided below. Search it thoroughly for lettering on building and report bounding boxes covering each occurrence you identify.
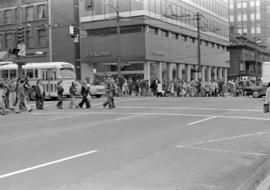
[150,50,164,56]
[87,51,113,57]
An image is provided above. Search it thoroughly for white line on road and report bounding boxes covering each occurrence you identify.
[116,106,261,112]
[113,113,148,121]
[179,146,268,157]
[187,116,217,126]
[177,132,268,148]
[0,150,98,180]
[31,111,270,122]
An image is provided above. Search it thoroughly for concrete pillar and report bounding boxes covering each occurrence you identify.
[201,66,206,82]
[207,66,211,82]
[194,66,198,81]
[177,64,183,80]
[185,64,191,82]
[145,25,150,33]
[167,63,173,81]
[144,61,150,83]
[218,67,223,80]
[224,68,228,83]
[157,29,161,36]
[213,67,217,81]
[157,62,163,83]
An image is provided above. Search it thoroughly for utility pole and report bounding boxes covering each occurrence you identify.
[116,0,121,79]
[48,0,53,62]
[195,12,203,80]
[16,0,24,78]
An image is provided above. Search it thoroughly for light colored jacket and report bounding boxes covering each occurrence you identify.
[266,87,270,103]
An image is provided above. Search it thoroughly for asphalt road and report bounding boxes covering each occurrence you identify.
[0,96,270,190]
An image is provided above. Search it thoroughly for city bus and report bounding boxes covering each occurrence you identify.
[0,62,76,99]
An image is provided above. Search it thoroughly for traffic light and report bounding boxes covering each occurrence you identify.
[69,26,79,38]
[16,26,24,44]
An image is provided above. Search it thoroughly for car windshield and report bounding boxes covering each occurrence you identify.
[59,68,75,79]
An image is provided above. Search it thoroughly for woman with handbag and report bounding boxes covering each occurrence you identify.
[265,82,270,115]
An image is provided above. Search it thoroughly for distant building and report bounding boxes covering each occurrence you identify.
[79,0,230,84]
[0,0,81,79]
[228,33,270,81]
[229,0,270,49]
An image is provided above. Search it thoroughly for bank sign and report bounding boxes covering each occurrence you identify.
[86,51,113,58]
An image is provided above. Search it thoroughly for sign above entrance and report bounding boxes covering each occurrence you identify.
[87,51,113,58]
[150,50,164,56]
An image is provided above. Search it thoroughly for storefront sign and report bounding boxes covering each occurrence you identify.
[150,50,164,56]
[87,51,113,58]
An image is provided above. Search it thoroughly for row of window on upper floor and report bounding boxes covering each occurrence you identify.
[87,25,227,51]
[229,0,260,9]
[0,4,47,25]
[230,13,261,22]
[0,29,48,50]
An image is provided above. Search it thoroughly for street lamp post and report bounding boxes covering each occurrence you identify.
[255,39,262,86]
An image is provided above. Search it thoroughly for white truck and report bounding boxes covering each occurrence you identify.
[246,62,270,98]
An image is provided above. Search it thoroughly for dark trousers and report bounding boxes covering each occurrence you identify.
[78,96,90,108]
[103,94,115,108]
[56,94,63,109]
[36,97,44,109]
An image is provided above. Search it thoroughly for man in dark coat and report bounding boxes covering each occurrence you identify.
[76,82,90,109]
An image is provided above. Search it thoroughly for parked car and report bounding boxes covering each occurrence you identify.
[90,82,106,98]
[243,84,267,98]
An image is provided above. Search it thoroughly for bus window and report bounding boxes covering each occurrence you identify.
[10,70,17,79]
[35,69,38,78]
[59,68,75,79]
[2,70,8,79]
[26,69,34,79]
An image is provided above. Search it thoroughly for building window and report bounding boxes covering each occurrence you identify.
[250,13,255,21]
[37,5,47,19]
[237,28,243,34]
[243,27,247,34]
[26,6,34,21]
[256,0,260,7]
[161,30,168,37]
[5,33,13,49]
[4,9,13,24]
[171,33,177,39]
[237,2,241,9]
[256,26,261,34]
[37,29,47,47]
[242,2,247,8]
[243,14,247,21]
[251,27,256,34]
[229,1,234,9]
[149,27,158,35]
[256,13,261,20]
[237,14,242,21]
[230,15,234,22]
[250,1,255,7]
[26,30,34,49]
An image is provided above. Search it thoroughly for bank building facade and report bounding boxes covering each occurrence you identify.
[79,0,229,84]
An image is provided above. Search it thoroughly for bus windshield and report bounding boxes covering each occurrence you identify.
[59,68,75,79]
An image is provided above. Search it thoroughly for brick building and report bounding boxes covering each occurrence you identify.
[0,0,81,78]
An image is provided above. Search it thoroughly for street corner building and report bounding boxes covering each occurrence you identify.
[79,0,230,84]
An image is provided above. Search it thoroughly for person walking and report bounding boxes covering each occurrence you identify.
[265,82,270,116]
[8,78,16,110]
[76,82,91,109]
[0,83,6,115]
[69,81,77,109]
[103,79,115,109]
[35,79,45,110]
[15,79,32,113]
[56,81,64,109]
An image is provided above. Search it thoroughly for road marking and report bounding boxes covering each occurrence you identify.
[187,116,217,126]
[114,113,148,121]
[117,106,261,112]
[179,146,268,157]
[0,150,98,179]
[177,132,268,148]
[31,111,270,122]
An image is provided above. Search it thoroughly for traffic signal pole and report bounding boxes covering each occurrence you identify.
[195,12,203,80]
[16,0,24,79]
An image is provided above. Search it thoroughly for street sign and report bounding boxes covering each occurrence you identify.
[17,44,26,57]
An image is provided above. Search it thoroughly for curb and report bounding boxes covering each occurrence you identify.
[236,155,270,190]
